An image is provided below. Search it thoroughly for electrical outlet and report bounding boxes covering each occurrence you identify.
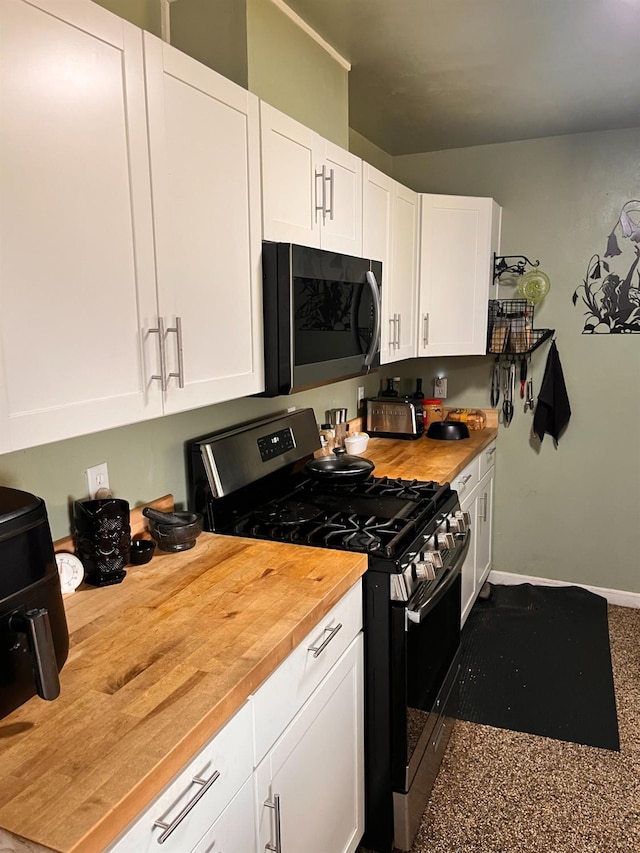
[357,385,365,411]
[433,377,448,398]
[87,463,109,499]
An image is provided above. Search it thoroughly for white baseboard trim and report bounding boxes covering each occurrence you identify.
[488,570,640,609]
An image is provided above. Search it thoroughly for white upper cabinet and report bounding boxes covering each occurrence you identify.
[389,182,419,361]
[261,102,362,256]
[363,165,418,364]
[418,195,502,357]
[143,34,264,414]
[362,165,392,358]
[0,0,160,452]
[0,1,264,453]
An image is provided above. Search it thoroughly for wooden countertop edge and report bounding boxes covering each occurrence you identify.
[67,560,366,853]
[430,429,498,481]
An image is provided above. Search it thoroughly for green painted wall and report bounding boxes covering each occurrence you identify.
[246,0,349,147]
[170,0,248,87]
[393,127,640,594]
[93,0,161,34]
[349,128,393,175]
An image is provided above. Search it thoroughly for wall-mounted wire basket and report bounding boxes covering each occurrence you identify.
[487,299,554,355]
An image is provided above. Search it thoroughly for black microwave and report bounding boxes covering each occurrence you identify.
[260,242,382,396]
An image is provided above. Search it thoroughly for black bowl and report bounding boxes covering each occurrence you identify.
[129,539,156,565]
[427,420,470,441]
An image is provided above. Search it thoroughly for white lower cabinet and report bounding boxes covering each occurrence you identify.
[107,701,254,853]
[107,580,364,853]
[456,442,496,626]
[255,636,364,853]
[191,777,256,853]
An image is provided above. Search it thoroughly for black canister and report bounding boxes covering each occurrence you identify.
[74,499,130,587]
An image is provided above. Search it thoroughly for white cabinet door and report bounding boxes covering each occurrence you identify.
[261,102,318,247]
[362,165,393,361]
[475,468,494,588]
[191,777,255,853]
[363,169,418,364]
[0,0,160,451]
[144,34,264,414]
[320,138,363,256]
[261,102,362,255]
[460,486,478,627]
[458,443,496,626]
[389,182,419,361]
[255,636,364,853]
[418,195,501,357]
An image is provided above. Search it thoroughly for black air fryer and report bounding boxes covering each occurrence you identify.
[0,487,69,720]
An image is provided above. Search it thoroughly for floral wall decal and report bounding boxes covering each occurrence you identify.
[572,200,640,333]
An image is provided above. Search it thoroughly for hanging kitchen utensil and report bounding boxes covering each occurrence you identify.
[502,358,515,426]
[518,268,551,305]
[491,357,501,407]
[525,378,535,411]
[520,356,527,399]
[305,447,374,482]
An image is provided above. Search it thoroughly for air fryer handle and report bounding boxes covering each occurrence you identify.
[10,608,61,701]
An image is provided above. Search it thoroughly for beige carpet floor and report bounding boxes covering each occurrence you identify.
[411,603,640,853]
[361,602,640,853]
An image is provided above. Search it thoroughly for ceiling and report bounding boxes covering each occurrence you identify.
[282,0,640,155]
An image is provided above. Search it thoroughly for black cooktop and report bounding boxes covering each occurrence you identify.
[227,476,453,559]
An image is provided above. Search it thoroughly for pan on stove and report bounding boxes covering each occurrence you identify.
[305,447,374,482]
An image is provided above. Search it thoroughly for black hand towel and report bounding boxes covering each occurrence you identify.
[533,340,571,443]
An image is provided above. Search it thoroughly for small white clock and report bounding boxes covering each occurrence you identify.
[55,552,84,594]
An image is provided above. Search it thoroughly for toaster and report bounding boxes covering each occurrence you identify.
[366,397,425,439]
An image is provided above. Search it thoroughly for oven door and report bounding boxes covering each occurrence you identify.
[390,542,468,795]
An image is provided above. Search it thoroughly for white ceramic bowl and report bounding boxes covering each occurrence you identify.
[344,431,369,455]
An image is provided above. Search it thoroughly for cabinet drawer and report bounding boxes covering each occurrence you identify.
[451,456,480,502]
[191,776,255,853]
[108,702,252,853]
[479,441,497,478]
[252,579,362,766]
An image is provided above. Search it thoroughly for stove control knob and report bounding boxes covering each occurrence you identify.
[414,562,436,581]
[449,511,471,534]
[437,532,456,551]
[420,550,443,569]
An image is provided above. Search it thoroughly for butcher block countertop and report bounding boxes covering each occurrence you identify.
[0,530,366,853]
[0,429,497,853]
[363,427,498,482]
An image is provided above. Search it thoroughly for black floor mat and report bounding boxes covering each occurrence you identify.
[455,583,620,751]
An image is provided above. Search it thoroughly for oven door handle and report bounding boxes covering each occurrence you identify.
[407,531,470,624]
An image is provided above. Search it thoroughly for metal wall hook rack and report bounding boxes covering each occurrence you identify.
[493,253,540,283]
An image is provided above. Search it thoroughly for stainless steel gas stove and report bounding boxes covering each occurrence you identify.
[187,408,469,853]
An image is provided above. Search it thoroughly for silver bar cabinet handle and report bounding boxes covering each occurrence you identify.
[153,770,220,844]
[149,316,167,391]
[308,622,342,658]
[388,317,395,351]
[166,316,185,388]
[314,167,325,222]
[480,492,488,522]
[422,313,429,347]
[325,167,334,219]
[393,314,399,349]
[460,473,473,485]
[265,793,282,853]
[396,312,401,348]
